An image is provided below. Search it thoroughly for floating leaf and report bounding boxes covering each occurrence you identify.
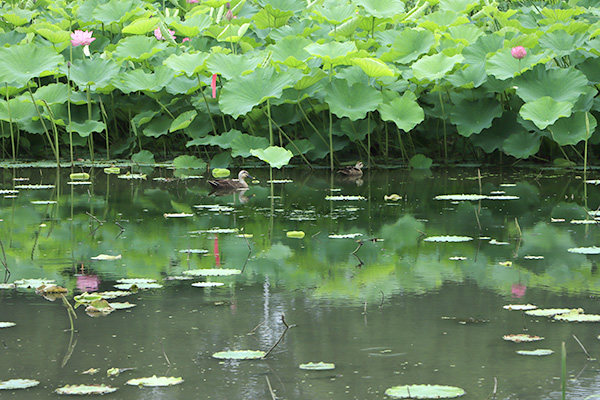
[555,313,600,322]
[385,384,466,399]
[516,349,554,356]
[74,292,103,303]
[55,384,117,395]
[0,322,16,328]
[325,195,366,201]
[212,168,231,178]
[503,304,537,311]
[183,269,241,276]
[251,146,293,169]
[424,236,473,242]
[114,282,163,290]
[568,247,600,254]
[14,278,54,288]
[526,308,578,317]
[109,302,136,310]
[191,282,225,287]
[126,376,183,387]
[503,334,544,343]
[212,350,265,360]
[0,379,40,389]
[299,361,335,370]
[104,167,120,174]
[329,233,363,239]
[286,231,305,239]
[97,291,132,299]
[116,278,157,284]
[91,254,122,260]
[164,213,194,218]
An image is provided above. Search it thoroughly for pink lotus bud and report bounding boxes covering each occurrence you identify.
[225,9,233,20]
[511,46,526,60]
[211,74,217,98]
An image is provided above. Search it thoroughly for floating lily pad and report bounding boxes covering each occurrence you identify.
[567,247,600,254]
[329,233,363,239]
[286,231,305,239]
[91,254,122,261]
[97,291,133,299]
[554,313,600,322]
[325,195,366,200]
[30,200,57,204]
[434,194,519,200]
[114,282,163,290]
[267,179,293,183]
[449,256,467,261]
[118,173,146,180]
[14,184,55,189]
[516,349,554,356]
[424,236,473,242]
[191,228,239,234]
[523,255,544,259]
[0,283,15,289]
[178,249,209,254]
[525,308,578,317]
[183,269,241,276]
[0,322,16,328]
[74,293,103,303]
[191,282,225,287]
[164,275,194,280]
[503,304,537,311]
[212,168,230,178]
[503,334,544,343]
[570,219,598,224]
[0,379,40,389]
[385,384,466,399]
[67,181,92,185]
[164,213,194,218]
[108,302,136,310]
[14,278,55,288]
[299,362,335,370]
[55,384,117,395]
[70,173,90,180]
[126,376,183,387]
[116,278,157,284]
[489,239,509,245]
[212,350,265,360]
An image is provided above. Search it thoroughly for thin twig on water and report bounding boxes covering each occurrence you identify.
[572,334,594,360]
[263,313,296,359]
[266,376,277,400]
[161,341,172,366]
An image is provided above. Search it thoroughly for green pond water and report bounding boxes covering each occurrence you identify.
[2,166,600,399]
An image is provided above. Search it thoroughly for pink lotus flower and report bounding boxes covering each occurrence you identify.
[154,27,176,41]
[187,0,199,2]
[511,46,527,60]
[211,74,217,98]
[182,37,190,43]
[71,30,96,47]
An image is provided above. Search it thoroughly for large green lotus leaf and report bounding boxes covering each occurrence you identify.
[412,53,463,81]
[471,113,521,153]
[216,23,250,43]
[446,24,483,45]
[548,112,597,146]
[231,134,270,157]
[486,49,549,80]
[304,41,358,68]
[36,28,70,45]
[122,18,157,35]
[170,110,197,132]
[171,14,212,37]
[323,79,382,120]
[167,75,200,95]
[334,15,361,37]
[380,29,435,64]
[112,67,174,93]
[31,83,68,105]
[92,0,142,24]
[378,93,424,132]
[164,52,210,77]
[450,98,502,137]
[446,64,487,88]
[503,131,541,159]
[70,120,106,137]
[173,155,206,169]
[514,65,588,104]
[205,53,263,80]
[66,58,120,91]
[131,150,155,164]
[269,36,311,67]
[577,58,600,85]
[409,154,433,169]
[351,58,394,77]
[519,96,573,130]
[439,0,478,12]
[251,146,293,168]
[253,8,292,29]
[312,0,354,24]
[352,0,405,18]
[114,36,167,62]
[258,0,306,13]
[219,67,302,118]
[420,10,469,31]
[538,30,587,57]
[0,98,37,123]
[286,139,315,155]
[186,129,243,149]
[385,384,465,399]
[0,43,63,86]
[294,68,327,90]
[462,34,504,66]
[3,8,38,26]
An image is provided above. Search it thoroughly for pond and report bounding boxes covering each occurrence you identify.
[2,165,600,399]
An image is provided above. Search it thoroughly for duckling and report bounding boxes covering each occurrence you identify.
[208,170,254,190]
[337,161,364,177]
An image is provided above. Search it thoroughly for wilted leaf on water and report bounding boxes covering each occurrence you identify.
[384,194,402,201]
[424,236,473,242]
[91,254,122,261]
[36,284,68,294]
[85,299,113,314]
[55,384,117,395]
[126,376,183,387]
[0,322,16,328]
[286,231,305,239]
[81,368,99,375]
[299,362,335,370]
[183,269,241,276]
[191,282,225,287]
[329,233,363,239]
[0,283,15,289]
[503,304,537,311]
[525,308,579,317]
[516,349,554,356]
[0,379,40,389]
[212,350,265,360]
[503,334,544,343]
[385,384,466,399]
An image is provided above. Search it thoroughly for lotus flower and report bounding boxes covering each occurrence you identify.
[154,27,176,41]
[71,30,96,47]
[182,37,190,43]
[511,46,527,60]
[211,74,217,98]
[186,0,199,2]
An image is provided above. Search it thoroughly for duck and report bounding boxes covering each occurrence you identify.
[337,161,364,177]
[208,170,254,190]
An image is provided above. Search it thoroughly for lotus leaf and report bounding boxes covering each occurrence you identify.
[502,131,542,159]
[66,58,120,91]
[503,334,544,343]
[108,302,136,309]
[409,154,433,169]
[412,53,463,81]
[116,278,157,284]
[212,350,265,359]
[567,247,600,254]
[378,93,425,132]
[98,291,132,299]
[191,282,225,287]
[555,313,600,322]
[231,135,271,158]
[424,236,473,242]
[383,29,436,64]
[114,36,167,62]
[205,53,263,81]
[385,384,466,399]
[514,65,589,104]
[520,97,573,130]
[304,41,358,68]
[485,49,548,80]
[55,384,117,395]
[126,376,183,387]
[517,349,554,356]
[14,278,55,288]
[114,282,163,290]
[526,308,578,317]
[286,231,305,239]
[324,79,382,121]
[503,304,537,311]
[91,254,122,260]
[325,195,366,201]
[251,146,293,169]
[0,379,40,389]
[299,361,335,370]
[0,322,16,328]
[450,98,502,137]
[0,43,63,86]
[183,269,241,276]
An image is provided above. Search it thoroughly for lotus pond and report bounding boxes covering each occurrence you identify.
[4,165,600,399]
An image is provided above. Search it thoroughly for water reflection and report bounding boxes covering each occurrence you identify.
[1,167,600,399]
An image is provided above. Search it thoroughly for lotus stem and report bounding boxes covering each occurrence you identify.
[41,99,60,168]
[197,75,218,136]
[263,111,313,168]
[267,98,273,146]
[438,89,447,163]
[329,108,334,171]
[98,96,110,161]
[5,83,15,161]
[561,342,566,400]
[27,81,58,162]
[86,85,94,161]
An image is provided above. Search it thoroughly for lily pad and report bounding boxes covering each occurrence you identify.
[183,269,241,276]
[503,304,538,311]
[503,334,544,343]
[0,379,40,389]
[114,282,163,290]
[14,278,55,288]
[191,282,225,287]
[567,247,600,254]
[435,194,519,200]
[108,302,136,310]
[554,313,600,322]
[424,236,473,242]
[0,322,16,328]
[178,249,209,254]
[525,308,578,317]
[126,376,183,387]
[385,384,466,399]
[91,254,122,261]
[329,233,363,239]
[74,293,103,303]
[325,195,366,201]
[286,231,305,239]
[97,291,133,299]
[55,384,117,395]
[299,362,335,370]
[164,213,194,218]
[212,350,265,360]
[516,349,554,356]
[116,278,157,284]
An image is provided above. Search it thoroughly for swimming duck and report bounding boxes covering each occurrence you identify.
[208,170,254,190]
[337,161,364,177]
